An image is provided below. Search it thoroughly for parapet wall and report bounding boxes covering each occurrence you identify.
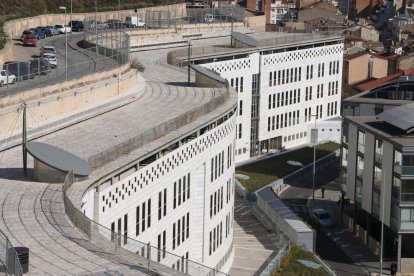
[0,65,142,150]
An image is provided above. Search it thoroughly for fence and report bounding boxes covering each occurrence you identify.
[0,31,128,98]
[62,170,228,276]
[0,229,23,276]
[259,244,289,276]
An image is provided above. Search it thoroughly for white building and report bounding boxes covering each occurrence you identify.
[200,32,344,163]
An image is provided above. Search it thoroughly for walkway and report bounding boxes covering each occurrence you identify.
[229,195,282,276]
[0,42,234,275]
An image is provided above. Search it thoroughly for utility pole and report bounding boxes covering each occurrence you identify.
[22,103,27,177]
[187,41,192,85]
[311,114,318,202]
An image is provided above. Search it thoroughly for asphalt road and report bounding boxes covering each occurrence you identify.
[280,166,369,276]
[0,33,117,98]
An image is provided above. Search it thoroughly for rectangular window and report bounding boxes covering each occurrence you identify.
[240,77,244,92]
[187,173,190,199]
[178,179,182,206]
[124,214,128,245]
[182,215,185,242]
[147,199,151,228]
[183,176,186,202]
[269,72,273,86]
[158,192,162,220]
[174,182,177,209]
[177,220,181,246]
[186,213,189,238]
[238,123,242,139]
[173,223,176,250]
[142,202,146,232]
[136,206,140,236]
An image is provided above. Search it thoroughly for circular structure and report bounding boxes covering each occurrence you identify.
[26,141,91,178]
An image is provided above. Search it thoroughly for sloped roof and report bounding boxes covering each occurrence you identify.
[377,103,414,133]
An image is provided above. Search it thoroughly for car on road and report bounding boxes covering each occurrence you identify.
[204,13,214,23]
[125,16,145,28]
[21,30,34,39]
[41,45,57,56]
[42,53,57,68]
[69,20,84,32]
[30,28,45,39]
[22,35,37,47]
[55,24,72,34]
[45,25,60,36]
[29,58,51,75]
[3,61,35,81]
[106,19,125,29]
[312,209,335,228]
[0,70,16,86]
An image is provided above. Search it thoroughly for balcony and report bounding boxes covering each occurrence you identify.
[402,166,414,176]
[400,193,414,203]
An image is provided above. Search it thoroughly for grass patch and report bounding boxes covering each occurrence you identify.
[131,58,145,72]
[236,142,339,192]
[273,244,329,276]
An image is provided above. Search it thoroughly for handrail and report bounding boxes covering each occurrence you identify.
[0,229,24,276]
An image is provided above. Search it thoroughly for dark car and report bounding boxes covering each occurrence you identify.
[21,29,34,39]
[30,28,45,39]
[30,58,50,75]
[69,20,84,32]
[106,19,125,29]
[3,61,35,81]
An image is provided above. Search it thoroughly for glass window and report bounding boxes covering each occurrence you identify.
[394,150,402,174]
[373,166,382,191]
[358,130,365,154]
[356,178,363,204]
[357,155,364,178]
[342,123,349,145]
[375,139,383,164]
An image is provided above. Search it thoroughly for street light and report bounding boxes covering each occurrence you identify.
[59,6,68,80]
[187,41,192,85]
[310,114,318,202]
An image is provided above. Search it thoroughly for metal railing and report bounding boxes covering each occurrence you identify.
[0,229,23,276]
[0,33,127,98]
[259,244,289,276]
[62,171,228,275]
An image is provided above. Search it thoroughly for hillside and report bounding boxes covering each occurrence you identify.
[0,0,181,16]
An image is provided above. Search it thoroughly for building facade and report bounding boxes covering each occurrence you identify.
[200,33,344,163]
[341,79,414,273]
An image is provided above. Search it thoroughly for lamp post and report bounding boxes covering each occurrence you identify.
[59,6,68,80]
[310,114,318,202]
[187,41,192,86]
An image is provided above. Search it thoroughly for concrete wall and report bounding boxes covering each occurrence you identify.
[0,65,140,144]
[0,40,13,67]
[370,57,388,78]
[346,54,369,85]
[245,15,266,32]
[401,258,414,273]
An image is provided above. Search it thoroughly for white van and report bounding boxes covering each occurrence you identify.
[125,16,145,28]
[204,14,214,23]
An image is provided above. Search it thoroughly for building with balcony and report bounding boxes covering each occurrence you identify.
[340,77,414,273]
[194,32,344,162]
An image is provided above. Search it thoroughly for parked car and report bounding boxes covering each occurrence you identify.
[29,58,51,75]
[30,28,45,39]
[69,20,84,32]
[22,35,37,47]
[125,16,145,28]
[55,24,71,33]
[312,209,335,228]
[42,53,57,68]
[0,70,16,86]
[3,61,34,81]
[21,29,34,39]
[204,13,214,23]
[106,19,125,29]
[45,25,60,36]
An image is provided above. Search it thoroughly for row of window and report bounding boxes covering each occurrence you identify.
[326,101,338,117]
[328,81,339,96]
[268,89,301,109]
[136,198,152,237]
[172,252,189,272]
[230,77,244,93]
[210,186,224,218]
[173,173,191,209]
[209,221,223,256]
[172,212,190,250]
[268,66,302,87]
[267,110,300,131]
[283,131,307,143]
[211,151,225,182]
